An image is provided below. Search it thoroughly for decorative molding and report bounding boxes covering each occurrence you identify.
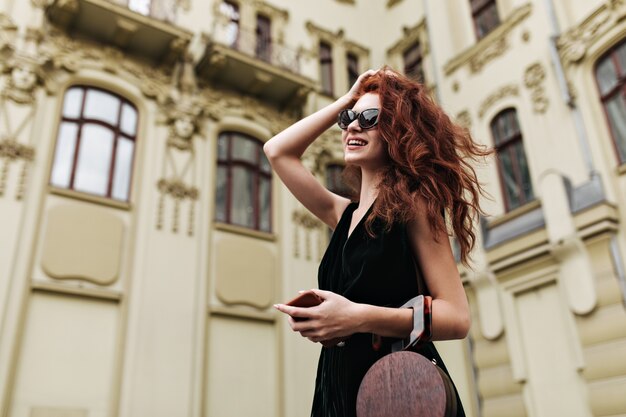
[444,3,533,76]
[478,84,519,119]
[156,178,199,235]
[292,208,324,260]
[386,19,429,58]
[523,62,549,114]
[455,110,472,129]
[253,0,289,21]
[306,21,344,45]
[557,0,626,68]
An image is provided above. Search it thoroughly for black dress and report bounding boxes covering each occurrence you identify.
[310,202,466,417]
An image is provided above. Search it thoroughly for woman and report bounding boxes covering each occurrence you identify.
[265,68,487,417]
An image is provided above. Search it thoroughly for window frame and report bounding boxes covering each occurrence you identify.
[470,0,500,40]
[50,85,138,203]
[595,39,626,166]
[490,108,533,212]
[255,13,272,63]
[320,41,334,96]
[216,132,272,233]
[402,42,425,83]
[346,52,359,89]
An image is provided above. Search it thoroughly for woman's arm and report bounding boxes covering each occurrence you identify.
[263,70,376,229]
[274,200,470,343]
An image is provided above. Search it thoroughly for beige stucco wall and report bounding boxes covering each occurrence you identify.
[1,1,626,417]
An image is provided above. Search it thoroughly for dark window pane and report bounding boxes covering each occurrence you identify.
[326,164,350,198]
[260,152,271,173]
[514,141,534,202]
[605,94,626,162]
[320,42,333,95]
[217,134,228,160]
[473,0,500,40]
[498,149,520,209]
[256,14,271,62]
[347,53,359,87]
[403,43,424,82]
[596,57,619,96]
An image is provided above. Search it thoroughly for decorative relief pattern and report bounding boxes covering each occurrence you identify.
[557,0,626,67]
[292,208,324,260]
[0,24,52,200]
[524,62,549,114]
[444,3,532,76]
[478,85,519,119]
[455,110,472,129]
[156,178,199,235]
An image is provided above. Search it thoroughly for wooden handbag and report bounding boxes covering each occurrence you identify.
[356,296,457,417]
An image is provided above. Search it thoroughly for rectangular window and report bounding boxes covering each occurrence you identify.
[320,42,334,96]
[347,53,359,88]
[256,14,272,62]
[471,0,500,40]
[403,42,425,83]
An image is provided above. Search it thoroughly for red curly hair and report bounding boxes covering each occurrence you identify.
[343,67,490,265]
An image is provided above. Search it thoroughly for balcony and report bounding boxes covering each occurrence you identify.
[45,0,192,64]
[197,17,314,109]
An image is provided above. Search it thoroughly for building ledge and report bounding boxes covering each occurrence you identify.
[45,0,192,65]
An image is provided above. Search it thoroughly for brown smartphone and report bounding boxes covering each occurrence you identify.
[285,291,323,308]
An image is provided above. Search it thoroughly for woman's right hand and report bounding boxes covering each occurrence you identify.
[343,69,378,104]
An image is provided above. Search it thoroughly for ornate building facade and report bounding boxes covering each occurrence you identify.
[0,0,625,416]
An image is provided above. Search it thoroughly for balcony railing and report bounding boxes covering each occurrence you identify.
[109,0,177,23]
[212,18,302,74]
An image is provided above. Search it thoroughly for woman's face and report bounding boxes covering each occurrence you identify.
[342,93,387,170]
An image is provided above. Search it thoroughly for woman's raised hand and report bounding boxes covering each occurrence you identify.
[343,69,378,104]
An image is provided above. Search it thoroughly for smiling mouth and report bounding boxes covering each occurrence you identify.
[347,139,367,146]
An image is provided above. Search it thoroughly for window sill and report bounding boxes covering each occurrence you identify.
[488,199,541,228]
[214,222,276,242]
[49,186,132,210]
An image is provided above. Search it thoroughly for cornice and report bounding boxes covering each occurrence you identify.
[306,21,344,43]
[557,0,626,67]
[386,19,428,57]
[444,3,532,76]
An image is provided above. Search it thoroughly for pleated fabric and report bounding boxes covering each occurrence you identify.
[310,202,466,417]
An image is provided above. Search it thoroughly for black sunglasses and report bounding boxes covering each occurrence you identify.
[337,108,380,130]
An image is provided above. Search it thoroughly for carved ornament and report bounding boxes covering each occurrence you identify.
[303,129,343,176]
[444,3,532,76]
[524,62,549,114]
[478,84,519,119]
[0,139,35,161]
[455,110,472,129]
[557,0,626,67]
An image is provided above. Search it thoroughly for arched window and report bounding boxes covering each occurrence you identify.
[490,108,533,211]
[596,40,626,164]
[50,86,138,202]
[216,132,272,232]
